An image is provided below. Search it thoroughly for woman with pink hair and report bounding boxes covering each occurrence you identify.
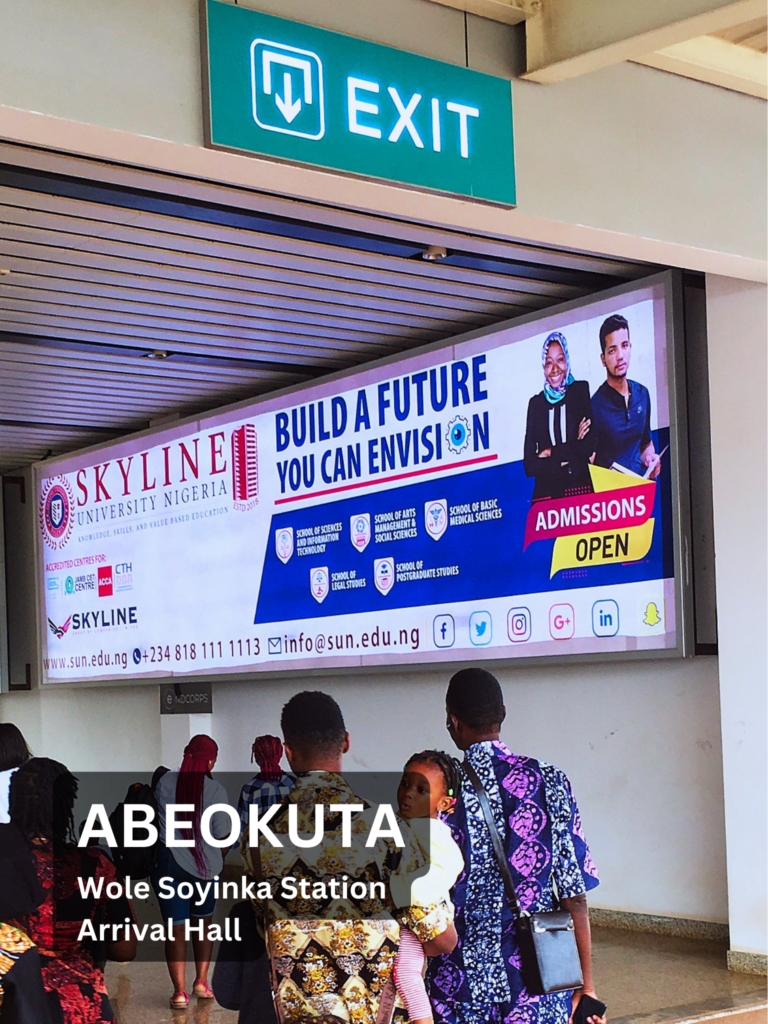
[236,734,294,837]
[151,735,232,1009]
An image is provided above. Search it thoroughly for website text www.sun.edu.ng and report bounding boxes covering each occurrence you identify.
[43,624,422,671]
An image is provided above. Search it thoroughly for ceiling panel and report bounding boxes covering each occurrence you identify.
[0,169,656,473]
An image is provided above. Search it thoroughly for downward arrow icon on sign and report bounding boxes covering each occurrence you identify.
[275,72,302,123]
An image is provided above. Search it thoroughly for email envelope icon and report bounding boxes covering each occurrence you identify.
[268,637,282,655]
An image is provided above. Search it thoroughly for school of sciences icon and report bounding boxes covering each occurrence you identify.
[350,513,371,552]
[276,526,294,564]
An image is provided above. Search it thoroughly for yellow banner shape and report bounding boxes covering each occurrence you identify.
[589,463,649,493]
[551,518,655,578]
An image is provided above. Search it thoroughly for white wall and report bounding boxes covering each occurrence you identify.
[0,0,764,261]
[0,683,161,771]
[209,655,726,923]
[706,276,768,956]
[0,655,728,922]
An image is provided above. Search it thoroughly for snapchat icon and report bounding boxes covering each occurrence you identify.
[638,596,665,634]
[644,602,661,627]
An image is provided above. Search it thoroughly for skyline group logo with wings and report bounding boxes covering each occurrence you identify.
[48,615,72,639]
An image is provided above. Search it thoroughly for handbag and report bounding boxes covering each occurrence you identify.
[462,759,584,996]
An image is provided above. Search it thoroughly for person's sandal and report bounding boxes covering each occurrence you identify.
[170,990,189,1009]
[193,980,214,999]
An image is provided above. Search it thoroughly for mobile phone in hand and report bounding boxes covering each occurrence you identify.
[574,994,607,1024]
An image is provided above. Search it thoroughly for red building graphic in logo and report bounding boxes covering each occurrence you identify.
[231,424,258,507]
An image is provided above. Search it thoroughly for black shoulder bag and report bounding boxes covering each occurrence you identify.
[462,759,583,996]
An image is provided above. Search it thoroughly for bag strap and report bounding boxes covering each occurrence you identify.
[374,977,397,1024]
[462,759,525,920]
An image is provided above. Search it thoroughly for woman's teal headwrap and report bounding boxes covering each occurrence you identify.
[542,331,575,405]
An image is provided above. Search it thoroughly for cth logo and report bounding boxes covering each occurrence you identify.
[251,40,325,140]
[39,476,75,550]
[232,424,259,509]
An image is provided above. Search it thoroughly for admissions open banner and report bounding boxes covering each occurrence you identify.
[36,274,687,683]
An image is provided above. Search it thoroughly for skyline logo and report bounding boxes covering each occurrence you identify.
[48,615,72,639]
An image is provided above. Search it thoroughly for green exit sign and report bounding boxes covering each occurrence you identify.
[202,0,516,205]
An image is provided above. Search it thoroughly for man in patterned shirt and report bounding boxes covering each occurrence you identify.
[242,691,455,1024]
[426,668,605,1024]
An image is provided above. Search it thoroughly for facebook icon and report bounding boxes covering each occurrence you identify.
[433,614,455,648]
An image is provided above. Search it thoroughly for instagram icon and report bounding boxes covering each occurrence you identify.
[507,607,532,643]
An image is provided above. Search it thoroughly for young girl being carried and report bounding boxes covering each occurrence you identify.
[391,750,465,1024]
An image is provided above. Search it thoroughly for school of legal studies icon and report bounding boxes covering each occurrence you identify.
[276,527,294,564]
[310,566,330,603]
[350,513,371,552]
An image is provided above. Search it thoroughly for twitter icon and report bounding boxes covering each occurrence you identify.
[469,611,492,646]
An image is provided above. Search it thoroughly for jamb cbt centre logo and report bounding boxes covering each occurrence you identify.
[39,476,75,550]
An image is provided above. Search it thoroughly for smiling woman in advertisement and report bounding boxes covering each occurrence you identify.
[523,332,595,500]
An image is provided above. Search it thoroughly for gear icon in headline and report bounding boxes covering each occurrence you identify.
[446,416,471,454]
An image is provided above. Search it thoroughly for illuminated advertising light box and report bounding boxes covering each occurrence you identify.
[36,273,690,683]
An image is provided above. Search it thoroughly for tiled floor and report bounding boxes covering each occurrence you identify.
[592,929,766,1024]
[104,926,767,1024]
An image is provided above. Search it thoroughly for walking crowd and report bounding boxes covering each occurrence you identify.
[0,668,606,1024]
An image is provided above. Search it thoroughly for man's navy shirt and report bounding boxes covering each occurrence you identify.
[591,378,652,475]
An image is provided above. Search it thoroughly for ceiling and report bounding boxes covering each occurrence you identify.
[714,16,767,52]
[0,159,655,474]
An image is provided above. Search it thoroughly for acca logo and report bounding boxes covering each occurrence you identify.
[507,607,531,643]
[549,603,575,640]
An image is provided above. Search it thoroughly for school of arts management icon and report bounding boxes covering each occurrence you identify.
[251,39,325,140]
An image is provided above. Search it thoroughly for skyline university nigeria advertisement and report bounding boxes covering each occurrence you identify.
[37,274,686,683]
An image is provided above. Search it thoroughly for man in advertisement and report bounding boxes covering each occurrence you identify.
[591,315,661,478]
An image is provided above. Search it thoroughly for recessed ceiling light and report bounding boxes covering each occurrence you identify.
[145,349,169,360]
[421,245,448,261]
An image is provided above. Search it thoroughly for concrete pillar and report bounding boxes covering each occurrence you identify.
[706,275,767,971]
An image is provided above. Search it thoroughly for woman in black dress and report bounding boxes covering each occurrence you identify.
[523,331,595,500]
[0,821,54,1024]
